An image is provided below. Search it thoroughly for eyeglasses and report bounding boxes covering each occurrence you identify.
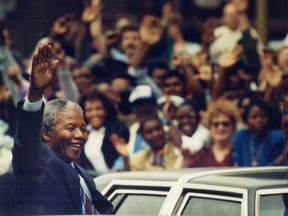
[211,121,232,128]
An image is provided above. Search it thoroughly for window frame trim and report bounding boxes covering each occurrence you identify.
[255,188,288,216]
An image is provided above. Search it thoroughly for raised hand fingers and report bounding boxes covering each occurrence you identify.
[46,44,53,64]
[42,44,49,63]
[36,45,43,65]
[32,43,59,73]
[35,44,49,65]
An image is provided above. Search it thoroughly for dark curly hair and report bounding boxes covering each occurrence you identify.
[242,97,273,126]
[78,90,117,122]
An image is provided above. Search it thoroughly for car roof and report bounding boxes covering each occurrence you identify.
[94,166,288,191]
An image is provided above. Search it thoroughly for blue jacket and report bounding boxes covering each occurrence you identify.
[232,129,284,166]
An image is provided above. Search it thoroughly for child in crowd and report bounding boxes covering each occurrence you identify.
[130,115,183,171]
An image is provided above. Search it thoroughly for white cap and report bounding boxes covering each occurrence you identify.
[129,85,154,103]
[156,95,185,107]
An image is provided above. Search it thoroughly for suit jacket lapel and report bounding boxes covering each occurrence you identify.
[62,162,82,214]
[74,163,113,214]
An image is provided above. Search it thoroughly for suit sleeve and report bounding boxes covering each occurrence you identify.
[12,100,45,176]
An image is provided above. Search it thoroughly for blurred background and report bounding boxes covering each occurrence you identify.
[0,0,287,58]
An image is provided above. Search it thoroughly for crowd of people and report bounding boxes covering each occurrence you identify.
[1,0,288,178]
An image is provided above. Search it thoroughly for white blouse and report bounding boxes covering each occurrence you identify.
[84,126,109,173]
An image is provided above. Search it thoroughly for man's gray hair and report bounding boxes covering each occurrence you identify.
[43,99,83,130]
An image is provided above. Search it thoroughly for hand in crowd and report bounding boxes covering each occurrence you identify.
[81,0,102,24]
[191,51,209,69]
[110,133,129,158]
[197,64,213,82]
[232,0,249,13]
[258,49,283,90]
[50,14,74,38]
[260,49,276,68]
[162,95,174,122]
[218,45,243,69]
[160,2,179,27]
[258,65,283,90]
[29,44,59,102]
[104,30,119,48]
[7,66,22,85]
[51,41,66,66]
[139,15,163,45]
[181,148,199,168]
[190,51,213,82]
[170,54,182,68]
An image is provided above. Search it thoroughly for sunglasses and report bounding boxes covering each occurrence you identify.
[211,121,232,128]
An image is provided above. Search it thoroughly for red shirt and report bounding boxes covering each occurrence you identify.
[186,147,233,167]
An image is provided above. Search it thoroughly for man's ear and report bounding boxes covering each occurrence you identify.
[42,127,51,142]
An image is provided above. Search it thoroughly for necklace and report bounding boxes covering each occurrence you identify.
[249,134,266,166]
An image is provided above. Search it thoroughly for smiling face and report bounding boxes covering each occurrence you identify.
[176,105,199,137]
[84,99,107,130]
[43,108,88,163]
[141,118,166,151]
[120,30,141,58]
[209,113,234,143]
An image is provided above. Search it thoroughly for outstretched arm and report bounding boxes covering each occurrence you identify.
[212,45,243,100]
[28,44,59,102]
[161,96,183,149]
[128,15,163,68]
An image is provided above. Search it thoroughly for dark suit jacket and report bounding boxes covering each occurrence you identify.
[11,100,113,215]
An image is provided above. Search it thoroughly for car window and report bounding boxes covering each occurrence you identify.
[181,196,241,216]
[259,194,288,216]
[110,189,167,215]
[175,190,243,216]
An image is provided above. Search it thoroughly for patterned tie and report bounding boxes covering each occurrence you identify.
[80,185,98,214]
[73,163,98,215]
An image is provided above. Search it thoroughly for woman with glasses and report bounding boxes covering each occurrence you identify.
[184,99,240,167]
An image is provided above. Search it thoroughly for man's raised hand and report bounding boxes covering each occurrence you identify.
[28,44,59,102]
[139,15,163,45]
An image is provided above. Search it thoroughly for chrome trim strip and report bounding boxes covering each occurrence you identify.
[108,189,168,200]
[102,179,175,195]
[177,167,287,184]
[177,192,242,215]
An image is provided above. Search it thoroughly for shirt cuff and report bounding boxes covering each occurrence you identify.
[127,66,147,78]
[23,95,43,112]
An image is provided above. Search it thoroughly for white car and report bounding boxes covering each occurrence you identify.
[94,166,288,216]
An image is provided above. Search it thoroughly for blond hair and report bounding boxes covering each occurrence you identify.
[203,99,240,128]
